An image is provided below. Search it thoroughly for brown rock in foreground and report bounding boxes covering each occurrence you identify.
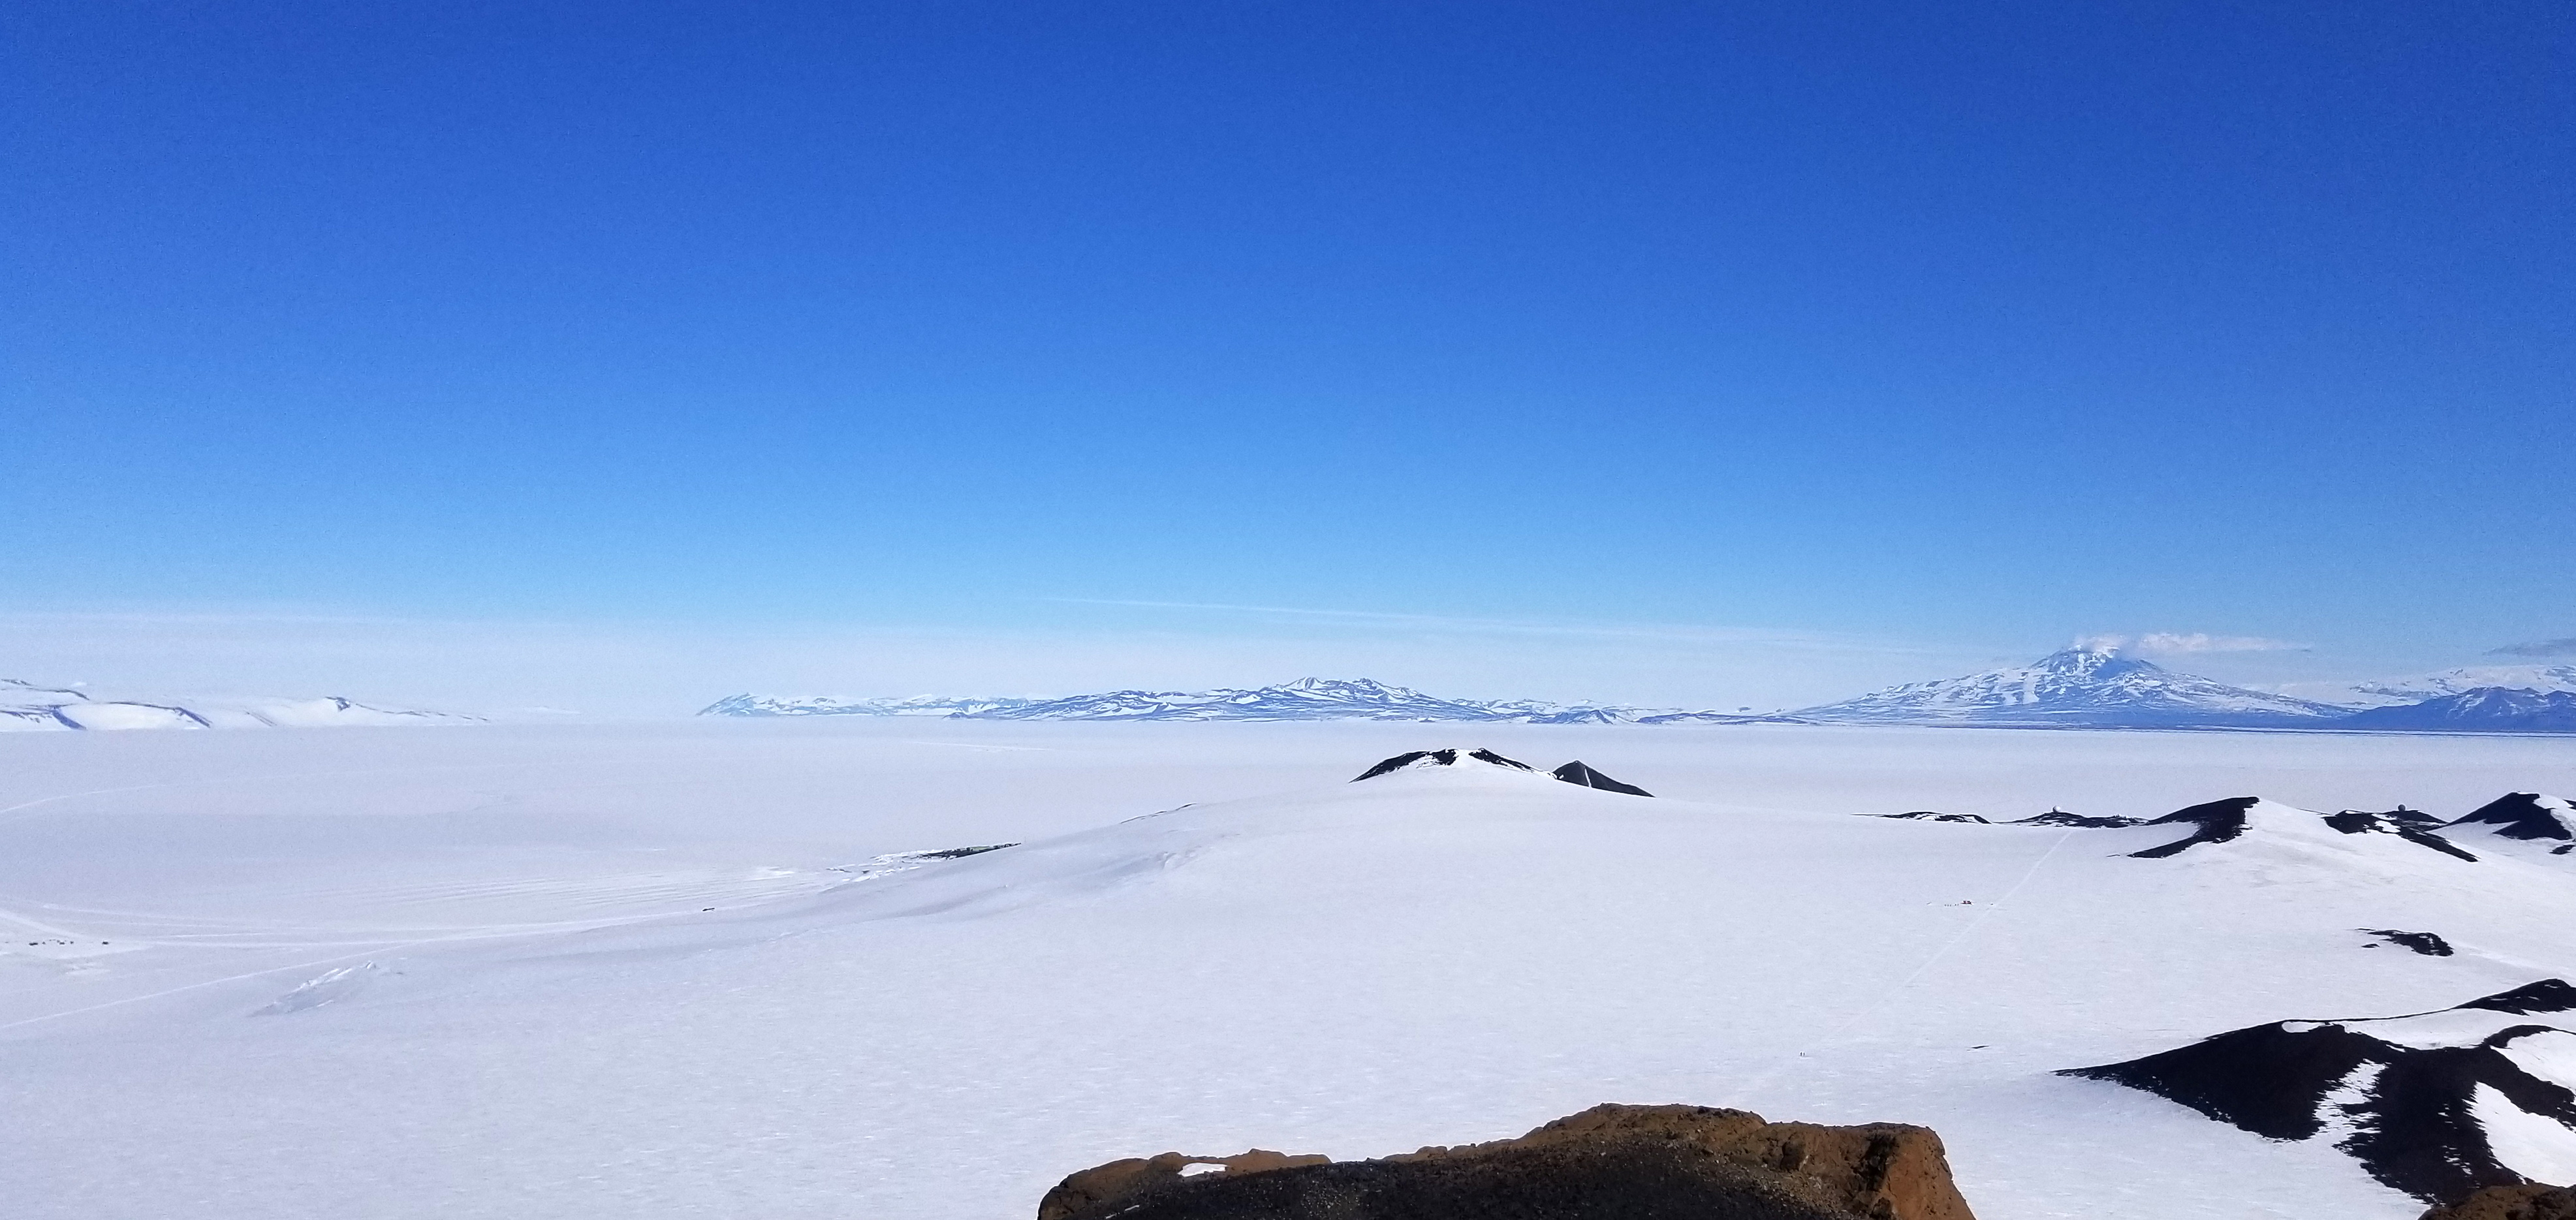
[1037,1103,1977,1220]
[2421,1184,2576,1220]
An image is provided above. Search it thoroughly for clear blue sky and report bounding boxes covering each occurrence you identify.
[4,2,2570,706]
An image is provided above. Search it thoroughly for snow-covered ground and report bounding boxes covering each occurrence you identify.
[3,720,2570,1219]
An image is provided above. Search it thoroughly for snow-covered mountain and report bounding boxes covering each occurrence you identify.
[2281,665,2576,709]
[697,692,1039,718]
[0,678,481,731]
[2066,980,2576,1204]
[1792,647,2349,728]
[2342,689,2576,734]
[702,678,1689,725]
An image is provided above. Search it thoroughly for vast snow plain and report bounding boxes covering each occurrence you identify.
[5,720,2571,1219]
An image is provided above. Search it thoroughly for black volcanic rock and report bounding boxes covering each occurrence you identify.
[2011,810,2145,828]
[2128,798,2260,858]
[2324,810,2481,861]
[1550,761,1652,796]
[2452,794,2576,843]
[1876,811,1992,824]
[2361,929,2456,957]
[1036,1103,1979,1220]
[2062,980,2576,1202]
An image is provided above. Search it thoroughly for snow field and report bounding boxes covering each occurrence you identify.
[2,719,2571,1219]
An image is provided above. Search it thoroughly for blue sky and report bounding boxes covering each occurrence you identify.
[5,2,2570,710]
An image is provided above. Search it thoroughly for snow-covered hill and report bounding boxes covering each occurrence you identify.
[1793,647,2349,728]
[0,678,480,731]
[702,678,1684,724]
[2282,665,2576,709]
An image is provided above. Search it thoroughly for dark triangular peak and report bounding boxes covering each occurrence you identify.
[1351,748,1535,782]
[2013,809,2145,828]
[2061,978,2576,1202]
[2129,797,2260,858]
[2457,978,2576,1015]
[2451,793,2576,842]
[1550,761,1651,797]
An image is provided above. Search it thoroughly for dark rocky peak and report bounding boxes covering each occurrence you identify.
[2451,794,2576,843]
[1550,761,1652,796]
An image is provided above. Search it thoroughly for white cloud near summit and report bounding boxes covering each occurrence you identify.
[2078,633,2308,655]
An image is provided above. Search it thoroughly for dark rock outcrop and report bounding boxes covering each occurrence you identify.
[2361,928,2456,957]
[2421,1184,2576,1220]
[1876,811,1991,824]
[2063,980,2576,1202]
[1037,1103,1977,1220]
[2128,797,2261,858]
[2010,809,2144,828]
[1551,761,1652,796]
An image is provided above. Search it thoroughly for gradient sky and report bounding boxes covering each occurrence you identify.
[5,2,2571,712]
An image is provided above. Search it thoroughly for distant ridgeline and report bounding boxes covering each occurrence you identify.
[702,651,2576,732]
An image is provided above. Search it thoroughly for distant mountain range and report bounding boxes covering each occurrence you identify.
[701,677,1791,726]
[1,678,480,732]
[2277,663,2576,708]
[707,648,2576,734]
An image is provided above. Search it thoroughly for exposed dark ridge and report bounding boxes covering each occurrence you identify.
[2011,809,2144,828]
[1353,751,1437,781]
[916,844,1016,860]
[1468,749,1531,771]
[2458,979,2576,1015]
[1874,811,1989,824]
[2451,794,2575,841]
[2128,797,2260,858]
[1550,761,1651,796]
[2324,811,2483,861]
[2361,929,2455,957]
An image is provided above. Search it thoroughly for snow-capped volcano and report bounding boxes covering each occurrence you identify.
[1792,647,2349,728]
[2065,980,2576,1203]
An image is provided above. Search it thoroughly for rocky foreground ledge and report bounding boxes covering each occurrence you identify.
[1037,1103,1976,1220]
[2422,1184,2576,1220]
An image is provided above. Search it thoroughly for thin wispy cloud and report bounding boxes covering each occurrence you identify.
[1043,597,1941,655]
[2077,632,2308,655]
[2489,637,2576,658]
